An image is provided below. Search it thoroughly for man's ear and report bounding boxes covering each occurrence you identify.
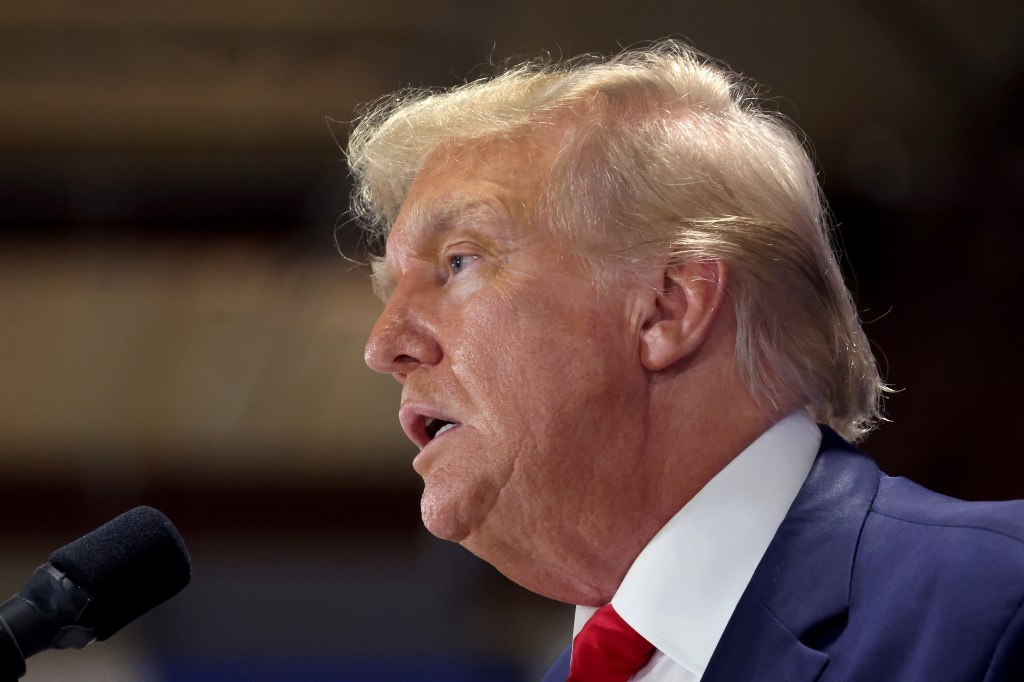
[639,260,728,372]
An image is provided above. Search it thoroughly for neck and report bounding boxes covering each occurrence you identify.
[578,325,787,604]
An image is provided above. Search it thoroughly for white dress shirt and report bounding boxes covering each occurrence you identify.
[571,410,821,681]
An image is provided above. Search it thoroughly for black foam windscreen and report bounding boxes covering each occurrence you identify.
[47,506,192,640]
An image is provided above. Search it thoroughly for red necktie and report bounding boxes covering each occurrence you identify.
[567,603,656,682]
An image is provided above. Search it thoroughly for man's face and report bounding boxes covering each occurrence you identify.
[364,139,655,600]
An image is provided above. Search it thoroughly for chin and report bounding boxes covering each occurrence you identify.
[419,467,505,542]
[419,493,472,542]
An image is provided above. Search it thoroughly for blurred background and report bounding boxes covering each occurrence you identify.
[1,0,1022,679]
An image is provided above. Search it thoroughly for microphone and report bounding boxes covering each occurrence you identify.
[0,506,192,680]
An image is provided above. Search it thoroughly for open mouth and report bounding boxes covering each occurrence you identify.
[399,405,461,449]
[425,417,457,440]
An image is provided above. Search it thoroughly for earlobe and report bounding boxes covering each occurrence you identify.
[639,261,728,372]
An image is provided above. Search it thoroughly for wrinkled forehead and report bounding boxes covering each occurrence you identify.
[403,132,564,229]
[387,194,512,251]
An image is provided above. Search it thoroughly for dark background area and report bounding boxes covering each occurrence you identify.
[1,0,1022,679]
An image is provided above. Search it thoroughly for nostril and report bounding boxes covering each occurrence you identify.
[365,313,443,373]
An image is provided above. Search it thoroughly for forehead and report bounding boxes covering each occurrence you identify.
[403,127,566,217]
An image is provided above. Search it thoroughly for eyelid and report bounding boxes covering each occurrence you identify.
[442,238,481,254]
[441,241,483,270]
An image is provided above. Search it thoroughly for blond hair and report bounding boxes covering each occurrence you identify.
[347,40,886,441]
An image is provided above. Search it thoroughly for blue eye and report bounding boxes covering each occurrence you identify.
[448,254,477,274]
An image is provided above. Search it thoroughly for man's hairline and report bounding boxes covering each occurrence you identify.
[369,119,619,299]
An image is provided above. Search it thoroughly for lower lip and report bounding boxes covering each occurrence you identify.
[412,423,462,473]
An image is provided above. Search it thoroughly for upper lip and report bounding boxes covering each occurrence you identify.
[399,402,460,449]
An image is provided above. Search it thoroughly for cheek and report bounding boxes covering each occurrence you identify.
[449,296,562,407]
[495,313,633,440]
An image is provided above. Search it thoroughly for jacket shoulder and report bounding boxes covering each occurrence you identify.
[823,437,1024,680]
[871,473,1024,548]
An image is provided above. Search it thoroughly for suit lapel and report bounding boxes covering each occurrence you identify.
[703,429,881,682]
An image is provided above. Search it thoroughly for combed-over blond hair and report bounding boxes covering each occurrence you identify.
[347,40,886,442]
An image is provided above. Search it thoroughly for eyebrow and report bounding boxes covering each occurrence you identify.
[370,197,506,300]
[370,256,394,301]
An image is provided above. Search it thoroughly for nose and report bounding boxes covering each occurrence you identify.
[364,286,443,380]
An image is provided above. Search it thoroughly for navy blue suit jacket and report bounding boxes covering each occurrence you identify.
[541,429,1024,681]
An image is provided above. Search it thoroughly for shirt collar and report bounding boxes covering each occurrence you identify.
[573,410,821,678]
